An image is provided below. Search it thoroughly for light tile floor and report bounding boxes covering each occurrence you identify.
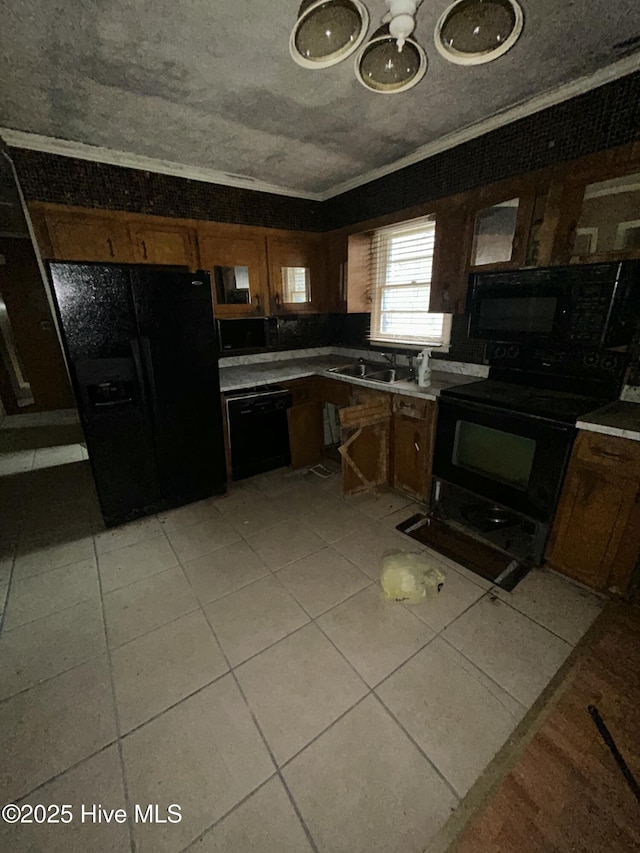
[0,445,606,852]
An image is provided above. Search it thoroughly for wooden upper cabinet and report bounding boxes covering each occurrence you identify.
[129,222,198,269]
[466,182,536,272]
[323,232,348,313]
[539,144,640,266]
[42,210,134,263]
[429,204,469,315]
[266,233,325,314]
[346,231,373,313]
[198,227,269,317]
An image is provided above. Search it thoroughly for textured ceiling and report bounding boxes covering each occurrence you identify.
[1,0,639,196]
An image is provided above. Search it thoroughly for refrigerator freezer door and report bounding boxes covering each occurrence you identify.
[131,269,227,505]
[48,263,161,525]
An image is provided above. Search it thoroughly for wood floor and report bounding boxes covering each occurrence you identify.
[450,602,640,853]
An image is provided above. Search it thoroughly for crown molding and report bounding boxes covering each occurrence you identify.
[1,53,639,204]
[0,129,324,201]
[319,52,640,200]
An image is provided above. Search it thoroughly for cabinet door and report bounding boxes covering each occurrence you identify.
[129,223,197,268]
[324,232,348,313]
[198,232,269,317]
[339,394,391,495]
[266,235,324,313]
[46,212,134,262]
[429,205,469,314]
[287,401,324,468]
[392,396,436,501]
[467,191,535,272]
[545,464,639,592]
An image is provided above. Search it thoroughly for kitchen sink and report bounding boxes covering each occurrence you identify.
[328,362,379,378]
[366,366,414,384]
[328,362,415,384]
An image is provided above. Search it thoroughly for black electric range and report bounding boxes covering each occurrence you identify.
[440,343,627,425]
[440,378,610,424]
[425,343,629,581]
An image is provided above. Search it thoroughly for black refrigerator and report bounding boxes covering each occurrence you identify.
[48,262,227,527]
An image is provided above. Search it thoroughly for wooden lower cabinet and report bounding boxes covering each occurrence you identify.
[279,379,323,468]
[287,401,324,468]
[339,390,391,495]
[545,431,640,594]
[314,376,353,407]
[392,395,437,502]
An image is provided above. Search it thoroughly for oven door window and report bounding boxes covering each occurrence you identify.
[453,421,537,490]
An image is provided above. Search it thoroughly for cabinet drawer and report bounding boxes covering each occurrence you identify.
[575,431,640,475]
[392,394,430,420]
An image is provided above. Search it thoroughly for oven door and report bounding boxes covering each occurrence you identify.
[433,399,575,522]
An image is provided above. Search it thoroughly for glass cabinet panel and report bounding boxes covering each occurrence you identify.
[572,172,640,257]
[281,266,311,303]
[213,265,251,305]
[471,198,520,266]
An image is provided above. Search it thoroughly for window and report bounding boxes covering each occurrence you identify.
[281,266,311,303]
[370,216,450,347]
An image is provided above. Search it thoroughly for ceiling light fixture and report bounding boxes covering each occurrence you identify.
[355,23,427,93]
[289,0,524,92]
[290,0,370,68]
[434,0,524,65]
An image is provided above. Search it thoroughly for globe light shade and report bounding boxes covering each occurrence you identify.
[355,25,427,93]
[290,0,370,68]
[434,0,524,65]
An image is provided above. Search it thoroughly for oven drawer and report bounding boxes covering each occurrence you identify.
[575,431,640,475]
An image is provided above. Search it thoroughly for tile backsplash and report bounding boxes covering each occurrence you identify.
[217,313,371,356]
[216,311,488,367]
[431,315,486,366]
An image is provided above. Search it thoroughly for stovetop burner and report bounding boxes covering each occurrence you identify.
[440,379,610,424]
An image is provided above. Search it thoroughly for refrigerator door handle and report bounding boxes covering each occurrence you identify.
[140,336,160,421]
[129,338,151,414]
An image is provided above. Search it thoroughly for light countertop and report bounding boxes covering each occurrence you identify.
[218,355,482,401]
[577,400,640,443]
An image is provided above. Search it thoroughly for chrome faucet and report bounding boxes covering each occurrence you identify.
[382,352,397,367]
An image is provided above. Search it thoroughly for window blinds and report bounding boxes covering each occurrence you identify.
[369,216,449,347]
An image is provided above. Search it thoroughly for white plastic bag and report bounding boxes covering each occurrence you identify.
[380,550,446,604]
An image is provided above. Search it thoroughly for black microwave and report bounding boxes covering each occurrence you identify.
[467,261,640,347]
[217,317,278,352]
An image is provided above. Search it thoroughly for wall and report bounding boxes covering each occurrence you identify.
[324,71,640,228]
[10,151,323,232]
[0,236,74,412]
[8,72,640,375]
[9,71,640,236]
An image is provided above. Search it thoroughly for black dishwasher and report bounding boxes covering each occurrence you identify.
[225,385,293,480]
